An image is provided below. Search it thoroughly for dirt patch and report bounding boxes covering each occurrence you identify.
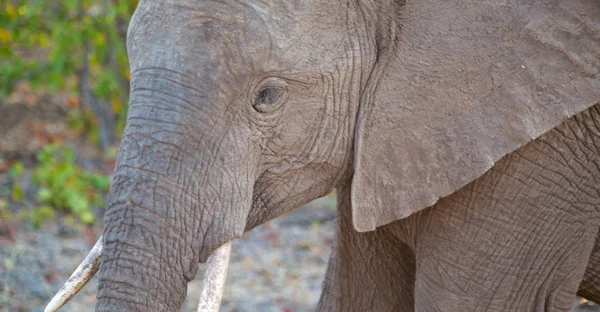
[0,198,336,312]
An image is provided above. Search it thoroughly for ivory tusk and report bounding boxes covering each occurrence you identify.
[45,236,103,312]
[197,241,233,312]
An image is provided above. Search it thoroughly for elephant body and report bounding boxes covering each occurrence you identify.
[320,105,600,311]
[92,0,600,311]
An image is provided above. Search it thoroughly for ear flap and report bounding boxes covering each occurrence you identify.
[351,0,600,232]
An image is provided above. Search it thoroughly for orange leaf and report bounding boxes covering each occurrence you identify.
[50,135,64,144]
[0,28,11,43]
[111,98,121,112]
[67,96,80,108]
[25,94,36,106]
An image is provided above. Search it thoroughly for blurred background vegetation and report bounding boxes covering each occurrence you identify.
[0,0,138,226]
[0,4,342,311]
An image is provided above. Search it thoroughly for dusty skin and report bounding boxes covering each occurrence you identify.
[47,0,600,311]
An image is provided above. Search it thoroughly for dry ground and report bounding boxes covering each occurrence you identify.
[1,196,598,311]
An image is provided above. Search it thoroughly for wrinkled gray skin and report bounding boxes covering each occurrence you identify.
[320,108,600,311]
[97,0,600,311]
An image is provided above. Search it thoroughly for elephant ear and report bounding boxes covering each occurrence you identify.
[351,0,600,232]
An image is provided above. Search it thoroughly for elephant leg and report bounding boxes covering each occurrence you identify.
[406,109,600,312]
[317,181,415,312]
[577,231,600,303]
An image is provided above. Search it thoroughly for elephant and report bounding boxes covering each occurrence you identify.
[48,0,600,311]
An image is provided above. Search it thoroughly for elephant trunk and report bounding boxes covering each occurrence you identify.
[97,165,199,311]
[96,76,245,311]
[97,229,190,311]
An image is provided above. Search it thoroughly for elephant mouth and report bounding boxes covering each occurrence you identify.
[43,236,233,312]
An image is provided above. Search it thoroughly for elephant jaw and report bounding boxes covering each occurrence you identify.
[44,236,233,312]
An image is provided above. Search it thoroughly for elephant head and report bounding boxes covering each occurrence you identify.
[48,0,600,310]
[92,0,401,310]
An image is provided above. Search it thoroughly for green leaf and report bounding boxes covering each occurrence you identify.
[3,0,138,226]
[8,161,23,178]
[67,192,89,213]
[36,205,56,219]
[11,183,24,201]
[0,199,10,218]
[88,173,111,190]
[37,187,52,201]
[80,210,95,224]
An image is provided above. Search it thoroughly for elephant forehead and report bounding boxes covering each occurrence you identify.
[127,0,355,76]
[127,1,270,69]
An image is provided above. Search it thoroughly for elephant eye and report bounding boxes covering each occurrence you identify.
[253,87,283,113]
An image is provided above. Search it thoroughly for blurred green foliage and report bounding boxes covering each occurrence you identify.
[10,145,111,226]
[0,0,138,133]
[0,0,137,225]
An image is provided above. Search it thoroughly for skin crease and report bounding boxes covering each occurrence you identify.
[95,0,600,311]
